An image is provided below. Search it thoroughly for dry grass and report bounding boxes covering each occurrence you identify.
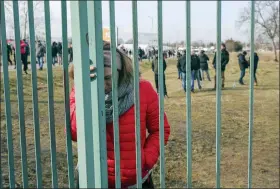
[1,52,279,188]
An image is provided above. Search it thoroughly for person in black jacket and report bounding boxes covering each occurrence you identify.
[7,43,13,65]
[212,43,230,89]
[177,51,182,79]
[249,52,259,86]
[199,50,211,81]
[152,52,168,97]
[191,50,201,92]
[52,42,58,65]
[68,43,73,63]
[238,51,249,85]
[177,50,187,92]
[57,42,62,65]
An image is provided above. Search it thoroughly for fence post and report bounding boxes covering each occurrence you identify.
[108,1,121,188]
[248,1,255,188]
[132,1,142,188]
[185,1,192,188]
[12,0,29,187]
[0,1,15,188]
[70,1,95,188]
[87,1,108,187]
[61,1,75,188]
[157,0,166,188]
[27,1,42,187]
[215,1,222,188]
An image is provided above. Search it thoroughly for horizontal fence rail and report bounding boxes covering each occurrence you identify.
[0,0,258,188]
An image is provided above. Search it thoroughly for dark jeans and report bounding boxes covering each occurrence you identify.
[239,69,246,83]
[21,54,28,71]
[154,73,167,95]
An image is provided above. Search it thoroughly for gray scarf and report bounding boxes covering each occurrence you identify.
[104,80,134,124]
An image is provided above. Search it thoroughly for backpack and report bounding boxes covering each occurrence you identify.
[25,44,30,55]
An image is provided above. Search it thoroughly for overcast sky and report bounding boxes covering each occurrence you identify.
[6,1,251,43]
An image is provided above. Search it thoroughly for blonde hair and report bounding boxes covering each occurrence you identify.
[69,41,135,85]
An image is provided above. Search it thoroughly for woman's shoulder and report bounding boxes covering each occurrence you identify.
[139,79,153,89]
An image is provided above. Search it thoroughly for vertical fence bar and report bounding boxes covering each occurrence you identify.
[0,1,15,188]
[27,1,42,188]
[12,1,29,187]
[44,1,58,187]
[216,1,222,188]
[248,1,255,188]
[157,0,165,188]
[108,1,121,188]
[132,1,142,188]
[87,1,108,187]
[70,1,96,188]
[61,1,75,188]
[185,1,192,188]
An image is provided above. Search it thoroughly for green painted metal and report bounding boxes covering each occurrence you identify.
[216,1,222,188]
[157,0,166,188]
[27,1,42,188]
[12,1,29,187]
[185,1,192,188]
[132,1,142,188]
[70,1,95,188]
[43,1,58,187]
[87,1,108,187]
[61,1,75,188]
[248,1,255,188]
[1,1,15,188]
[108,1,121,188]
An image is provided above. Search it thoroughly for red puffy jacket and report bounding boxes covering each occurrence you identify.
[70,79,170,188]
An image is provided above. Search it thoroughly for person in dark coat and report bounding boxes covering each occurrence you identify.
[238,51,249,85]
[199,50,211,81]
[68,43,73,63]
[212,43,230,89]
[177,51,187,92]
[152,52,168,98]
[57,42,62,65]
[52,42,58,65]
[249,52,259,86]
[191,50,201,92]
[7,43,13,65]
[177,51,182,79]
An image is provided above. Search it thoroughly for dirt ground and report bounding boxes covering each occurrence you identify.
[1,52,279,188]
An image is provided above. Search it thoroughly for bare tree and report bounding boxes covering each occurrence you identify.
[237,1,279,61]
[4,1,45,40]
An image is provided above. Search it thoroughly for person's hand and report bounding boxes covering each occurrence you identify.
[90,66,96,78]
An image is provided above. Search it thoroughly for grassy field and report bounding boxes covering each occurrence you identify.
[1,52,279,188]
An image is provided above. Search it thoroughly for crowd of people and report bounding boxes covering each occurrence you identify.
[6,40,74,73]
[151,43,260,95]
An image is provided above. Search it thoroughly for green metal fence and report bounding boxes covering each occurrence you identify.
[1,0,256,188]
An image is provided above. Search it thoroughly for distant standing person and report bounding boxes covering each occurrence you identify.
[199,50,211,81]
[57,42,62,65]
[52,42,58,65]
[191,50,201,92]
[7,43,13,65]
[237,51,249,85]
[152,52,168,98]
[20,40,28,74]
[177,50,187,92]
[249,52,259,86]
[212,43,230,89]
[68,43,73,63]
[36,40,46,70]
[177,51,182,79]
